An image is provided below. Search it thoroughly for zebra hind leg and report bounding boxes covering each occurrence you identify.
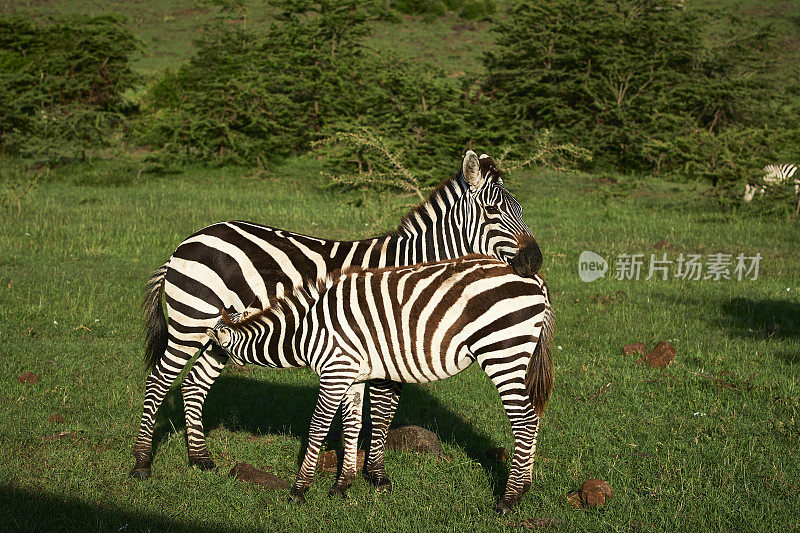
[290,368,358,504]
[363,380,403,492]
[130,339,196,479]
[181,346,229,470]
[329,382,365,498]
[480,352,539,514]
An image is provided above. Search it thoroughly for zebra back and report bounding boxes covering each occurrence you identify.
[763,163,798,183]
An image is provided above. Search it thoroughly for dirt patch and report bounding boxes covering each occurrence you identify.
[452,23,476,34]
[228,462,290,490]
[634,341,676,369]
[48,414,65,423]
[594,176,621,186]
[591,291,627,312]
[18,372,39,384]
[566,490,582,508]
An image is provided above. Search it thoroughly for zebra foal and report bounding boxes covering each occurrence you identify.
[207,254,554,513]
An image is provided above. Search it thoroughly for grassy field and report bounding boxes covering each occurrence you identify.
[1,0,799,530]
[1,158,799,531]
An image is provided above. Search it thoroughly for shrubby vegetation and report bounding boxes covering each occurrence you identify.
[484,0,799,191]
[2,0,797,207]
[0,15,138,165]
[138,0,514,185]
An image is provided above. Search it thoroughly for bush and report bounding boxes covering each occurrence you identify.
[483,0,790,177]
[139,0,508,180]
[0,15,139,165]
[139,1,387,165]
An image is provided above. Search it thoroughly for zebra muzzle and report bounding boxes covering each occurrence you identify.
[511,235,543,277]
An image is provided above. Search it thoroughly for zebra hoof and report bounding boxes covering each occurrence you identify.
[129,468,151,481]
[189,457,216,471]
[364,471,392,492]
[375,478,392,493]
[494,501,512,515]
[288,488,307,505]
[328,485,348,499]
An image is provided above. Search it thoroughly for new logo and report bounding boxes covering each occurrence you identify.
[579,251,608,282]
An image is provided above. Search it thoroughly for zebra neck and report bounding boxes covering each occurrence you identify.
[244,291,316,368]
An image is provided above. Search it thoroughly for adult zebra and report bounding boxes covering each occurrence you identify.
[743,163,799,202]
[131,151,541,482]
[207,255,554,513]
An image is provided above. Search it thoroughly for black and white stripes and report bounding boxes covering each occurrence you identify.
[208,256,554,512]
[743,163,799,202]
[130,151,541,480]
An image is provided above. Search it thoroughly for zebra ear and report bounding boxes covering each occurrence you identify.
[462,150,485,192]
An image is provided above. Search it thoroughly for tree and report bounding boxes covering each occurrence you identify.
[483,0,781,173]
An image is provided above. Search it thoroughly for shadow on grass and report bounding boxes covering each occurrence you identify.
[716,297,800,363]
[0,483,235,532]
[149,372,506,497]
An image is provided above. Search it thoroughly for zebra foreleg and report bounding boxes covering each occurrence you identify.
[363,379,403,492]
[290,367,358,504]
[481,354,539,514]
[181,346,228,470]
[329,382,365,498]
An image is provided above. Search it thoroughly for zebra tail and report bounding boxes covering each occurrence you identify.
[526,305,555,417]
[143,261,169,371]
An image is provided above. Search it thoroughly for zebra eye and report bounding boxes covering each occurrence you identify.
[484,205,501,216]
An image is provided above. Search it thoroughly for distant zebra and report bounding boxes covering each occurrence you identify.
[207,254,555,514]
[131,151,542,483]
[743,163,799,202]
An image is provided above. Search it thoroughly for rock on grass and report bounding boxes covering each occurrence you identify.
[566,479,613,508]
[386,425,443,458]
[485,447,509,462]
[316,449,366,473]
[18,372,38,384]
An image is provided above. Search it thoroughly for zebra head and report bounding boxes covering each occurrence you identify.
[206,322,234,352]
[461,151,534,264]
[206,308,255,355]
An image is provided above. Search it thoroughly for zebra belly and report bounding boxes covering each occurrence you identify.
[358,345,474,384]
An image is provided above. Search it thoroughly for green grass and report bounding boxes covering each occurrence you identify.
[2,0,799,530]
[1,158,799,531]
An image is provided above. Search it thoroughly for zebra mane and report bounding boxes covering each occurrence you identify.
[382,173,465,236]
[324,253,500,283]
[386,157,505,237]
[221,282,325,329]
